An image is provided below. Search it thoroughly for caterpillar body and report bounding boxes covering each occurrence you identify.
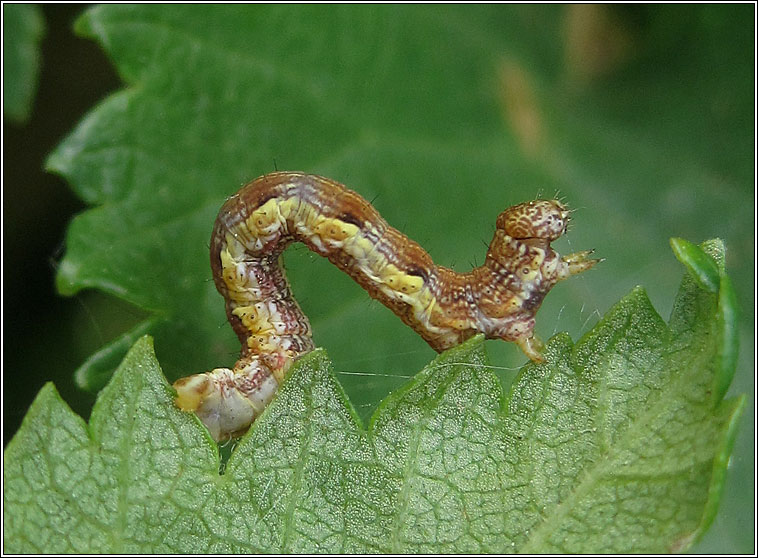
[173,172,599,441]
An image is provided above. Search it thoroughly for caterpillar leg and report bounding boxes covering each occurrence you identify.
[515,334,546,363]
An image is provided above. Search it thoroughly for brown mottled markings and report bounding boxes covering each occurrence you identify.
[173,172,600,441]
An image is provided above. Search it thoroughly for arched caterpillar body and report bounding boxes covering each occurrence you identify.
[173,172,600,441]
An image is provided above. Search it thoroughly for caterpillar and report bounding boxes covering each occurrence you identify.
[173,172,599,441]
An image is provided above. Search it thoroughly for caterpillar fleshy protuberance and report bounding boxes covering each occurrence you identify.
[173,172,599,441]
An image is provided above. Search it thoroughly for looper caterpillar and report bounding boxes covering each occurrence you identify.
[173,172,600,441]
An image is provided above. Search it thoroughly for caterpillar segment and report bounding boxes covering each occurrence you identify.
[173,172,600,441]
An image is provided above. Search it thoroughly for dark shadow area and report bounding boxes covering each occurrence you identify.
[3,5,122,445]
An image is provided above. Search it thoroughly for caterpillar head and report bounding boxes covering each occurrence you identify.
[496,199,569,242]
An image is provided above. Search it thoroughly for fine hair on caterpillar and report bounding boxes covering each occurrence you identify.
[173,172,600,441]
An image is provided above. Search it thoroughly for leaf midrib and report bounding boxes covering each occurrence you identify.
[279,385,316,553]
[387,359,471,552]
[111,372,144,552]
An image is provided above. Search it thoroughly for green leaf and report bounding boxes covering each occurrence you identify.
[2,4,44,123]
[670,237,720,293]
[4,336,219,553]
[3,239,743,553]
[669,238,740,407]
[42,4,753,551]
[73,315,161,392]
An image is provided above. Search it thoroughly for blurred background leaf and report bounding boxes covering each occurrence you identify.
[3,5,753,553]
[2,3,44,123]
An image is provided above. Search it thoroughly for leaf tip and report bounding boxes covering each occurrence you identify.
[670,237,720,293]
[74,318,161,392]
[670,238,739,405]
[451,332,486,354]
[72,7,97,39]
[292,346,330,372]
[4,382,68,458]
[128,332,156,352]
[544,331,574,358]
[34,381,63,406]
[54,257,83,296]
